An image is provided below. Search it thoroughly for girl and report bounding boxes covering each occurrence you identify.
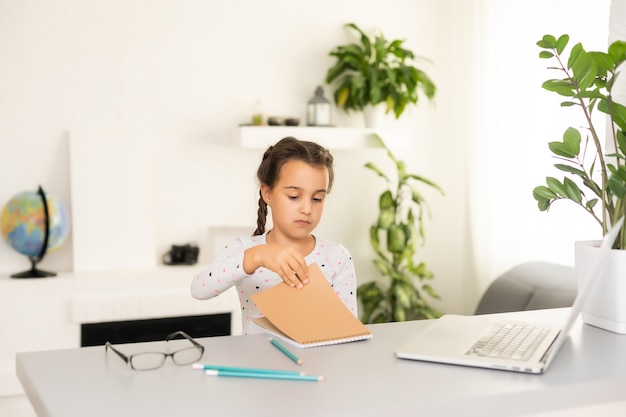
[191,137,358,334]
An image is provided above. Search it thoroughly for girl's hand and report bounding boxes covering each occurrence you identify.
[244,245,309,289]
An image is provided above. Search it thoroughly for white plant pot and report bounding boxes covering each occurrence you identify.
[575,240,626,334]
[363,103,387,128]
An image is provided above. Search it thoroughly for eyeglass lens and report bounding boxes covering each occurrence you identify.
[130,346,203,370]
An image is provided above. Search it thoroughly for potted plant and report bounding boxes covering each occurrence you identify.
[324,23,436,126]
[358,135,444,323]
[532,34,626,333]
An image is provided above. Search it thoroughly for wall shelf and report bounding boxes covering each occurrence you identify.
[236,126,410,150]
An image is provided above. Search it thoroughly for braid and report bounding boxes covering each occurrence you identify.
[253,191,267,236]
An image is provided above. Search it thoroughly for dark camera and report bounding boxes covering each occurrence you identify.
[163,244,199,265]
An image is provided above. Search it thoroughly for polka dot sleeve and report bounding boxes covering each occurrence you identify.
[190,238,249,300]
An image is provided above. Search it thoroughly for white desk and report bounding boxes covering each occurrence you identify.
[16,309,626,417]
[1,266,240,397]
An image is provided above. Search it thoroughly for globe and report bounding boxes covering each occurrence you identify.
[0,186,70,278]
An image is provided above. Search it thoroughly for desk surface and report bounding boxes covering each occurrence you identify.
[16,309,626,417]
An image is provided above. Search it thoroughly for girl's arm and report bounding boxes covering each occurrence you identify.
[191,239,249,300]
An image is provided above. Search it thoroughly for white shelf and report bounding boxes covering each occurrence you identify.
[236,126,410,150]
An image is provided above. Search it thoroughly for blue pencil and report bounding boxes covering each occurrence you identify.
[269,337,302,365]
[205,369,323,382]
[192,363,304,376]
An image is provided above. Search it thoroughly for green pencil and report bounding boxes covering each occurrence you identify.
[269,337,302,365]
[192,363,304,376]
[205,369,323,382]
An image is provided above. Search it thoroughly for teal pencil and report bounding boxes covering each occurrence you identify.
[269,337,302,365]
[192,363,304,376]
[205,369,323,382]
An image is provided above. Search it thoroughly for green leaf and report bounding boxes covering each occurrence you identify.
[568,42,585,71]
[378,208,395,229]
[546,177,567,197]
[562,126,582,152]
[548,127,581,158]
[542,79,575,97]
[554,163,586,177]
[539,51,554,59]
[372,258,391,276]
[379,190,394,210]
[607,166,626,199]
[574,90,606,100]
[598,100,626,131]
[393,305,406,322]
[394,284,413,309]
[608,39,626,66]
[586,198,599,210]
[555,34,569,55]
[617,130,626,155]
[608,177,626,199]
[364,162,390,182]
[537,199,551,211]
[356,281,385,323]
[571,50,598,90]
[533,185,557,200]
[537,34,557,49]
[563,177,583,202]
[357,281,383,303]
[406,173,444,194]
[369,226,379,254]
[422,284,441,300]
[387,224,407,254]
[588,51,614,73]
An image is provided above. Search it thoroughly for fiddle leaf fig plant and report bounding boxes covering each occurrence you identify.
[324,22,436,119]
[358,135,444,323]
[532,34,626,249]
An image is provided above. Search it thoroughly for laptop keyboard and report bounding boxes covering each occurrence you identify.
[466,323,551,361]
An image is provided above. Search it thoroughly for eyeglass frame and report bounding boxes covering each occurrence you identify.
[105,330,205,371]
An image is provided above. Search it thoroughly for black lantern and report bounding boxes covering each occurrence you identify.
[306,86,331,126]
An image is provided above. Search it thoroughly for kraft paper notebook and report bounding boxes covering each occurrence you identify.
[251,262,372,348]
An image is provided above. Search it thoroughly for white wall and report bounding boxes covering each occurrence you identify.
[0,0,468,311]
[0,0,621,315]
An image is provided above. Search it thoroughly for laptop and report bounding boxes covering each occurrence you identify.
[395,217,624,374]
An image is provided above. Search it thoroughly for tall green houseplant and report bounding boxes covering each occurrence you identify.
[358,136,444,323]
[325,23,436,119]
[532,34,626,249]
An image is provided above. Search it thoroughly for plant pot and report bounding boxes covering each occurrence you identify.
[575,240,626,334]
[363,103,386,128]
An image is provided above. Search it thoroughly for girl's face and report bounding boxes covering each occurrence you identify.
[261,159,329,244]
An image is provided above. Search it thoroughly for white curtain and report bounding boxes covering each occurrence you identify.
[611,0,626,106]
[467,0,612,291]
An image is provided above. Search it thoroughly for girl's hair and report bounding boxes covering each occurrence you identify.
[253,136,334,236]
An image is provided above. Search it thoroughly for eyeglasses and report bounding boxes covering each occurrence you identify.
[105,331,205,371]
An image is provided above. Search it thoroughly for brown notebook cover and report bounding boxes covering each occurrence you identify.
[250,262,372,348]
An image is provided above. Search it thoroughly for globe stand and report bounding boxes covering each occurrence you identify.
[11,257,57,278]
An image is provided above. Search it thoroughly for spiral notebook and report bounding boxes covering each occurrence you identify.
[251,263,372,348]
